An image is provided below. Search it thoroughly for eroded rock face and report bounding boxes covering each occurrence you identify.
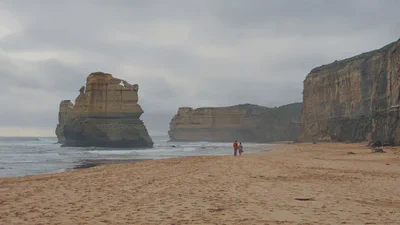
[169,103,302,142]
[55,72,153,148]
[299,39,400,145]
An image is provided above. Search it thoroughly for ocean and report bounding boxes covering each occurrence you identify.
[0,136,273,177]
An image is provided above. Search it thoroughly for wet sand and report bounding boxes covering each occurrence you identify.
[73,159,151,170]
[1,142,399,224]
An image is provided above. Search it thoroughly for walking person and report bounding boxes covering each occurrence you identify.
[239,142,243,156]
[233,141,238,156]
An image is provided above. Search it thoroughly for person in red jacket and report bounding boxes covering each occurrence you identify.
[233,141,238,156]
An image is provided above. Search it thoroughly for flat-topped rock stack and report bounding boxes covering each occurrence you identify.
[169,103,302,142]
[56,72,153,148]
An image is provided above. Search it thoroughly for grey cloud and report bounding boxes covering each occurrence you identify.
[391,23,400,38]
[0,53,43,91]
[0,0,399,135]
[211,0,399,33]
[1,53,85,93]
[0,55,84,129]
[0,107,55,128]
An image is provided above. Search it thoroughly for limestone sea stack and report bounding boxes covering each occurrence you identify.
[55,72,153,148]
[299,39,400,145]
[169,103,302,142]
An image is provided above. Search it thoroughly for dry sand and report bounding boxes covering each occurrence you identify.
[1,142,400,224]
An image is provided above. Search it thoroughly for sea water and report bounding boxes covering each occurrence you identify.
[0,136,273,177]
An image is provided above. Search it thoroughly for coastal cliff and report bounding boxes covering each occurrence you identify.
[169,103,302,142]
[55,72,153,148]
[299,39,400,144]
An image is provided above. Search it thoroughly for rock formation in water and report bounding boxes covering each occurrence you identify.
[299,39,400,145]
[55,72,153,148]
[169,103,302,142]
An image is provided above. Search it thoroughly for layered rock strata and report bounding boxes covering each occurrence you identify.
[55,72,153,148]
[169,103,302,142]
[299,39,400,145]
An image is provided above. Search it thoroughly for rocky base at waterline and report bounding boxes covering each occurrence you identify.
[299,38,400,145]
[169,103,302,142]
[55,72,153,148]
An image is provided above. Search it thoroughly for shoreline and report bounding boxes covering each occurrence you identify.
[0,143,276,179]
[70,144,275,173]
[71,146,274,171]
[1,142,399,224]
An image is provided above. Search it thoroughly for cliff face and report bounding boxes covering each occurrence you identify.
[55,72,153,148]
[300,39,400,144]
[169,103,302,142]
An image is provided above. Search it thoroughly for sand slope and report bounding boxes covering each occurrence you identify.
[1,143,400,224]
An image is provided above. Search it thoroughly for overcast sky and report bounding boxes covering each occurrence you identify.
[0,0,399,136]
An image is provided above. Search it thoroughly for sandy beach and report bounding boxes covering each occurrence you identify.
[1,142,400,225]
